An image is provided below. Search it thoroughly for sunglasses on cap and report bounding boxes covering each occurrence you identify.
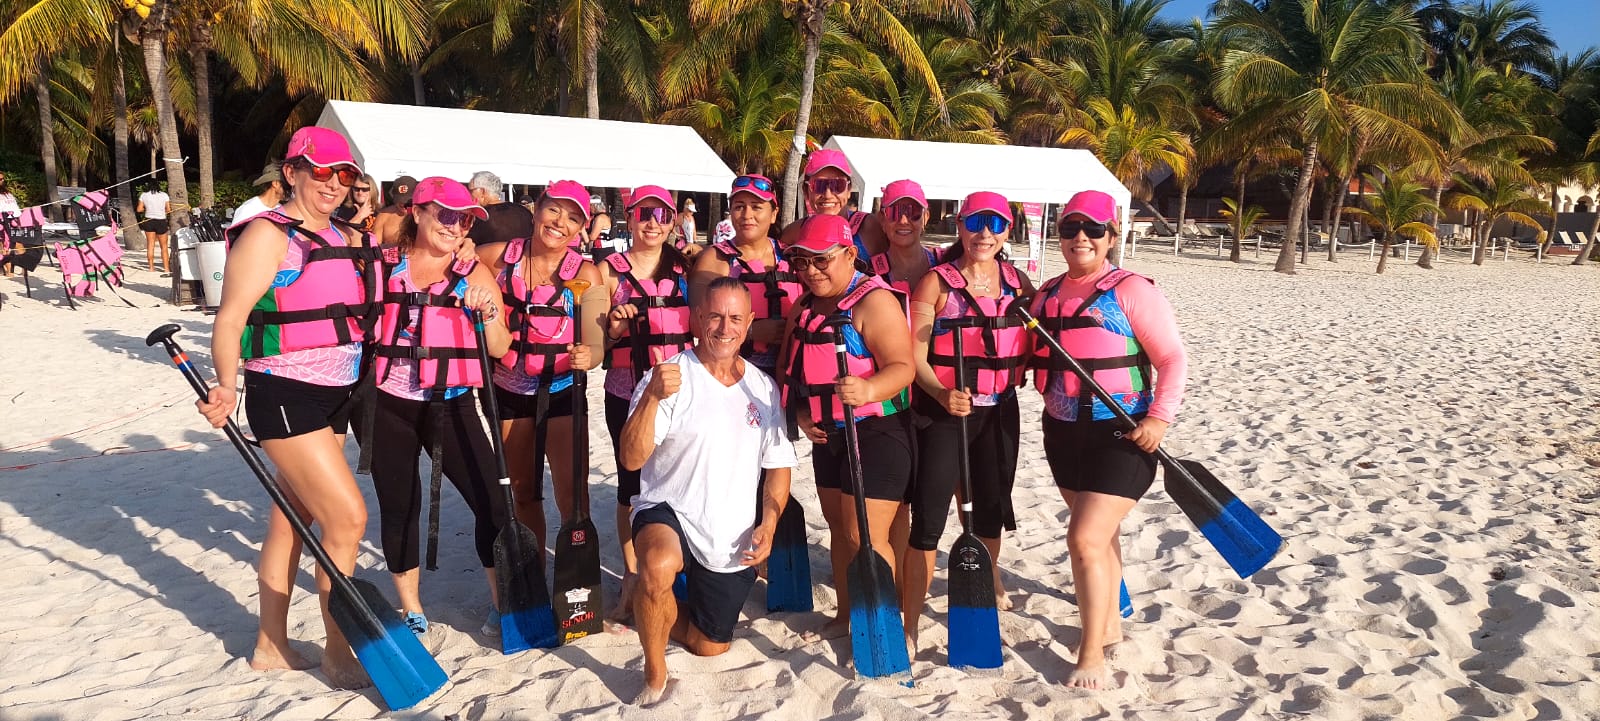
[733,176,774,193]
[293,162,360,187]
[633,206,677,225]
[784,247,849,273]
[807,178,849,196]
[1057,220,1109,239]
[427,204,476,229]
[885,201,924,222]
[962,213,1010,235]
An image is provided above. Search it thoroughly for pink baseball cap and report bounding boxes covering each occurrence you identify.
[1060,190,1119,224]
[285,127,360,172]
[628,185,674,209]
[803,149,852,177]
[960,190,1013,222]
[542,180,592,222]
[730,174,777,203]
[411,177,488,220]
[881,179,927,208]
[788,214,854,254]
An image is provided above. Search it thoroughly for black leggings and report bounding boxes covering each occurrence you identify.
[909,392,1020,550]
[369,390,505,572]
[604,391,642,507]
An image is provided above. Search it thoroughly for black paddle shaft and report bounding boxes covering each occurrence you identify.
[939,316,983,533]
[471,313,517,517]
[144,324,386,641]
[825,316,880,573]
[569,286,591,522]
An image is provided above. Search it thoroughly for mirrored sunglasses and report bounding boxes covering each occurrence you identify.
[962,213,1010,235]
[299,164,360,187]
[808,178,849,196]
[733,176,773,193]
[633,206,677,225]
[431,205,476,228]
[785,247,848,272]
[885,201,924,222]
[1057,220,1109,239]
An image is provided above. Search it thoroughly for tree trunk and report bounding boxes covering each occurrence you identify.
[191,40,214,207]
[1546,182,1559,254]
[781,15,826,227]
[1416,243,1434,269]
[34,66,59,221]
[1276,140,1320,274]
[1174,184,1189,254]
[584,29,599,120]
[709,192,722,237]
[1230,174,1245,263]
[113,33,144,251]
[1472,218,1488,265]
[1376,230,1391,274]
[1328,173,1350,262]
[1320,179,1337,249]
[139,5,192,303]
[410,60,426,105]
[1573,211,1599,265]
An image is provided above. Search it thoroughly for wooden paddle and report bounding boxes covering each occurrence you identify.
[553,277,604,643]
[471,311,558,652]
[939,316,1003,669]
[145,324,447,711]
[1012,306,1283,578]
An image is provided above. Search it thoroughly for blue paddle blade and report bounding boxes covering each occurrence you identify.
[494,519,559,652]
[501,606,558,654]
[1119,579,1134,619]
[1165,459,1283,579]
[847,552,913,681]
[672,571,689,602]
[766,502,814,612]
[335,578,449,711]
[946,534,1002,669]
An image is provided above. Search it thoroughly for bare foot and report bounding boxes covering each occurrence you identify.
[801,616,851,643]
[632,677,675,707]
[249,640,315,671]
[1066,662,1112,690]
[995,589,1014,611]
[606,573,637,628]
[321,649,373,690]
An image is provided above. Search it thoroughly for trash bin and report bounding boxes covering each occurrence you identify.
[175,226,202,281]
[197,239,227,307]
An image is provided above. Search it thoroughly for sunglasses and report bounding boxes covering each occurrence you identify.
[785,247,849,273]
[807,178,849,196]
[429,204,476,229]
[633,206,677,225]
[353,186,372,193]
[962,213,1010,235]
[885,201,924,222]
[733,176,773,193]
[294,163,360,187]
[1057,220,1109,239]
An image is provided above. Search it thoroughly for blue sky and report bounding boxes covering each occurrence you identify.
[1156,0,1598,57]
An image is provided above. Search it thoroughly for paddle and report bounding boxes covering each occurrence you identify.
[938,317,1003,669]
[765,496,813,612]
[827,316,912,682]
[144,324,447,711]
[471,311,558,652]
[552,277,604,643]
[1011,306,1283,579]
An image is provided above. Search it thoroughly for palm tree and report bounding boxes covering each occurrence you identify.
[1448,173,1548,265]
[817,33,1007,144]
[660,47,800,175]
[1058,97,1190,198]
[1214,0,1459,274]
[1343,170,1441,274]
[1573,128,1600,266]
[1219,196,1265,253]
[1420,0,1555,78]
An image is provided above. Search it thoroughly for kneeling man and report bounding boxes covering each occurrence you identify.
[618,276,798,706]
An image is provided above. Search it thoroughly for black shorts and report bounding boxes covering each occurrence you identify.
[908,392,1020,550]
[632,504,757,644]
[492,383,575,421]
[244,371,357,441]
[811,412,915,502]
[604,391,642,507]
[142,218,169,235]
[1042,412,1157,500]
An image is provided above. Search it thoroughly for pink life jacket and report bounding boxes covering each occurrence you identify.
[782,273,910,426]
[926,261,1029,394]
[868,247,939,295]
[711,238,803,362]
[229,210,382,360]
[373,246,484,394]
[499,239,584,380]
[1029,267,1154,422]
[604,252,692,377]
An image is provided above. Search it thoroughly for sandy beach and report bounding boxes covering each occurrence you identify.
[2,246,1597,720]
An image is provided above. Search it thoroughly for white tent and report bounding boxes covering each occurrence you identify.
[316,100,736,193]
[823,135,1133,243]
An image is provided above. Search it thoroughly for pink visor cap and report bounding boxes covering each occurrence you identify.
[788,214,854,254]
[411,177,488,220]
[1060,190,1119,224]
[730,174,777,203]
[285,127,360,172]
[628,185,674,209]
[803,149,852,177]
[960,190,1013,222]
[543,180,593,222]
[881,179,927,208]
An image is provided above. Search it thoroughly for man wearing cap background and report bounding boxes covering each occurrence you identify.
[780,149,887,259]
[467,170,538,257]
[372,174,417,245]
[229,161,285,229]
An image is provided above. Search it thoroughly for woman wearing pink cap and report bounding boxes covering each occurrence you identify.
[194,126,378,688]
[780,149,887,258]
[1027,190,1186,689]
[903,190,1035,654]
[690,175,803,377]
[477,180,607,556]
[778,213,916,638]
[598,184,695,626]
[362,177,511,641]
[870,179,939,297]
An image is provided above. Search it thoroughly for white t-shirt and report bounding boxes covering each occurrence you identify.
[139,191,170,219]
[0,192,20,216]
[230,196,274,229]
[629,350,797,573]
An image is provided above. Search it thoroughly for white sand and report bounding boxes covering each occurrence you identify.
[2,247,1597,720]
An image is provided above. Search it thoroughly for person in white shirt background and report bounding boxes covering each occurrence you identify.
[137,183,172,274]
[230,163,285,230]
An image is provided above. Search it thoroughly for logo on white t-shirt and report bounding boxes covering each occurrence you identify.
[745,402,761,428]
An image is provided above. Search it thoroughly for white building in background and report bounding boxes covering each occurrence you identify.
[1546,181,1597,214]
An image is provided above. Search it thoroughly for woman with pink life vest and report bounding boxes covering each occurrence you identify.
[779,149,887,259]
[1028,190,1186,690]
[689,174,803,377]
[597,184,694,627]
[903,190,1036,653]
[778,213,916,636]
[869,179,940,299]
[194,126,379,689]
[476,180,607,556]
[363,177,513,642]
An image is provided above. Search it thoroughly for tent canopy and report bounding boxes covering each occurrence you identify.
[317,100,736,193]
[823,136,1132,237]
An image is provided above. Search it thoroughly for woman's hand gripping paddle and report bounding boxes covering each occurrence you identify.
[827,316,913,682]
[553,277,604,643]
[938,317,1003,670]
[471,312,558,652]
[144,324,448,711]
[1011,307,1283,579]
